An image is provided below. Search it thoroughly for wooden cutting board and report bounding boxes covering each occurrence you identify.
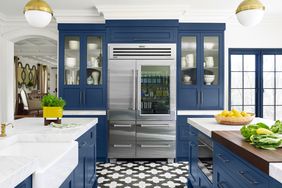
[212,131,282,174]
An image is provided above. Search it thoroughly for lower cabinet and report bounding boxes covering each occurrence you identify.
[176,115,213,162]
[214,142,282,188]
[15,176,32,188]
[63,115,108,162]
[61,126,97,188]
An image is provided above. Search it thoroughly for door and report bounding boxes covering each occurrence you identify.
[200,34,223,110]
[108,60,137,121]
[136,60,176,121]
[61,35,82,109]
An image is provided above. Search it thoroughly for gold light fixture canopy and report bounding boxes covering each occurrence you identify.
[23,0,53,28]
[236,0,265,14]
[24,0,53,15]
[236,0,266,27]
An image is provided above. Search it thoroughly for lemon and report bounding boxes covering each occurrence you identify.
[256,128,273,135]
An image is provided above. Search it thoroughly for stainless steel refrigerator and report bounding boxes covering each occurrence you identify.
[108,44,176,160]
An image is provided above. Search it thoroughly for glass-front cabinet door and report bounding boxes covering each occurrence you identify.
[181,36,197,85]
[86,36,103,86]
[139,65,171,115]
[64,36,80,85]
[203,36,219,86]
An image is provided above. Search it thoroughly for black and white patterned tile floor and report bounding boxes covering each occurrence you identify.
[97,161,189,188]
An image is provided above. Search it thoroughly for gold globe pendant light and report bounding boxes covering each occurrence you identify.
[24,0,53,28]
[236,0,265,27]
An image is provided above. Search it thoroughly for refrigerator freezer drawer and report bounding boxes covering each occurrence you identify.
[136,123,176,141]
[108,140,136,158]
[136,141,175,158]
[109,122,136,141]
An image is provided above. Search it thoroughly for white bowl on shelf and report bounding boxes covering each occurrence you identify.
[183,75,191,83]
[204,75,215,85]
[69,40,79,50]
[65,57,76,68]
[88,43,98,50]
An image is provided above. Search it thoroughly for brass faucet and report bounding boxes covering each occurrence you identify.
[0,123,14,137]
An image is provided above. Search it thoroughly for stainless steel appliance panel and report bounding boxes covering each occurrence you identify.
[108,59,137,121]
[136,121,176,141]
[109,121,136,141]
[136,141,175,158]
[109,140,136,158]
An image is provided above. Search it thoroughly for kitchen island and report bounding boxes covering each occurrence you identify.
[0,117,98,188]
[187,118,282,188]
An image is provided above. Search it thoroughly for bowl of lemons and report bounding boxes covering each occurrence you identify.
[215,108,255,125]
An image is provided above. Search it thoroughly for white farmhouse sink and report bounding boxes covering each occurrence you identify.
[0,142,78,188]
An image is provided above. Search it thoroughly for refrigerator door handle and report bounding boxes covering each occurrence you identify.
[132,69,136,110]
[139,124,170,127]
[113,124,132,128]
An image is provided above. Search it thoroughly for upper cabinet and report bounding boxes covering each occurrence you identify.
[177,24,225,110]
[106,20,178,43]
[58,24,107,110]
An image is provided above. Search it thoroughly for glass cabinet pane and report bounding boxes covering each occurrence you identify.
[86,36,103,85]
[64,36,80,85]
[203,36,219,85]
[140,66,170,114]
[181,36,197,85]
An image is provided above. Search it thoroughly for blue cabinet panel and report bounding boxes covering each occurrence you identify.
[15,176,32,188]
[63,88,81,109]
[74,126,97,188]
[85,88,105,109]
[108,28,177,43]
[177,88,198,110]
[201,88,222,110]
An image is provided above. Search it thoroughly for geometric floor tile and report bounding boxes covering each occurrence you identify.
[97,161,189,188]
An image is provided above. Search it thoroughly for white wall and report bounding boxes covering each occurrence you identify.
[224,21,282,109]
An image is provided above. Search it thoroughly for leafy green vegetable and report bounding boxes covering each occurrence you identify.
[270,120,282,133]
[41,94,66,108]
[250,134,282,150]
[240,123,269,141]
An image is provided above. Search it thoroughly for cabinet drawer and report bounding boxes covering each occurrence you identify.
[136,124,175,141]
[136,141,175,158]
[108,140,135,158]
[214,166,241,188]
[109,123,135,141]
[214,144,268,188]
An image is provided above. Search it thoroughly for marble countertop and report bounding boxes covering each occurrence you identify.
[187,117,273,137]
[0,117,98,188]
[188,117,282,184]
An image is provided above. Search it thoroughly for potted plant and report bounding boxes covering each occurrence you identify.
[41,94,66,125]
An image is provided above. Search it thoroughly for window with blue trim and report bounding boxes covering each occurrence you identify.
[229,49,282,120]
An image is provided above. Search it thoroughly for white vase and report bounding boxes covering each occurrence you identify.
[91,71,100,85]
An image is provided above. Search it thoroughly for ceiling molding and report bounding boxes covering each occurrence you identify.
[54,9,105,23]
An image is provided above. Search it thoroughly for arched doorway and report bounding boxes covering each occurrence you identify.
[0,28,58,122]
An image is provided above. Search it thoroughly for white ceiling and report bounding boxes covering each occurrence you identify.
[15,37,57,67]
[0,0,281,22]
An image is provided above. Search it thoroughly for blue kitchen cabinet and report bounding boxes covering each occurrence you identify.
[177,24,225,110]
[214,142,282,188]
[73,126,97,188]
[106,20,178,43]
[176,115,213,162]
[15,176,32,188]
[58,24,107,110]
[188,126,213,188]
[63,115,108,162]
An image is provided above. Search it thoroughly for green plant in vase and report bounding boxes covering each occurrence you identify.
[41,94,66,125]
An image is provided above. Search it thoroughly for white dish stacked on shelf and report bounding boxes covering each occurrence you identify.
[204,75,215,85]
